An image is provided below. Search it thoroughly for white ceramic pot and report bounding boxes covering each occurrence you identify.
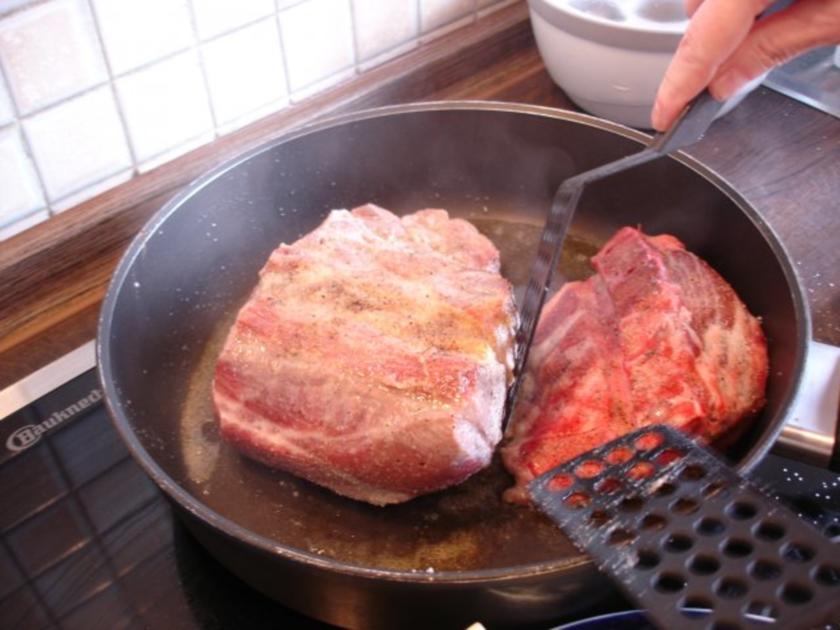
[528,0,761,128]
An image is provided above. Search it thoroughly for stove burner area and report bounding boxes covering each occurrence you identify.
[1,367,838,629]
[0,369,327,629]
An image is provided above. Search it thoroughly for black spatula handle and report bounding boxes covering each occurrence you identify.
[649,90,724,155]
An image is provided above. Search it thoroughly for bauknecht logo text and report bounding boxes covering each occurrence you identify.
[6,388,103,453]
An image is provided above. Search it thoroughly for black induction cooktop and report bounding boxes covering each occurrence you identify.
[1,360,838,629]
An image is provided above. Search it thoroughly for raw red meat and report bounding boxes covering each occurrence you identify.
[502,227,768,502]
[213,204,516,505]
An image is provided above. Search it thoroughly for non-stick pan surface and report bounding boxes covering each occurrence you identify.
[98,102,809,628]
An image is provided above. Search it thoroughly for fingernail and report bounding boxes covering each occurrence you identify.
[711,70,745,101]
[651,100,664,131]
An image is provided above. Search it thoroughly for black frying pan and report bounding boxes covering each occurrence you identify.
[98,102,809,629]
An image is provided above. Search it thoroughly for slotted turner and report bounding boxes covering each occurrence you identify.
[529,425,840,629]
[503,91,725,427]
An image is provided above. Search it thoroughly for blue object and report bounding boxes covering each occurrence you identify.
[554,610,655,630]
[554,608,776,629]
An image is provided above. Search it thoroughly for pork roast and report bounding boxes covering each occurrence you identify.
[502,227,768,502]
[213,204,516,505]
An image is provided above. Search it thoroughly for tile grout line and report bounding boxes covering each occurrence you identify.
[191,6,298,126]
[48,168,133,213]
[4,0,493,124]
[195,7,294,125]
[415,0,422,40]
[353,0,424,75]
[40,436,129,622]
[6,7,289,126]
[419,0,481,42]
[276,0,361,101]
[190,8,280,45]
[416,0,423,35]
[10,79,109,125]
[346,0,360,74]
[0,533,62,627]
[1,0,514,234]
[84,0,140,177]
[184,0,221,139]
[2,5,318,130]
[0,427,121,626]
[10,51,226,175]
[0,50,52,218]
[0,209,46,233]
[274,0,295,101]
[276,0,310,11]
[356,39,420,74]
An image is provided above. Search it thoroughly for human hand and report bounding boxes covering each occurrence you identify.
[651,0,840,131]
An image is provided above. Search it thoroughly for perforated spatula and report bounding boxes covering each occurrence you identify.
[528,425,840,629]
[502,91,725,429]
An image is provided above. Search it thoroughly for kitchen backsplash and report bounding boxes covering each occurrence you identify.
[0,0,518,241]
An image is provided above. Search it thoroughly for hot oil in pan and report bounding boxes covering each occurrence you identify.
[470,217,597,298]
[180,216,599,573]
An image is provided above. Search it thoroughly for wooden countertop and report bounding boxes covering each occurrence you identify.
[1,2,838,389]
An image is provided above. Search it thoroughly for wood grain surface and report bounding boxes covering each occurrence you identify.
[0,1,837,389]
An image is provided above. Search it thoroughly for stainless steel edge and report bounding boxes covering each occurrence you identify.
[765,81,840,120]
[0,340,96,421]
[764,46,840,120]
[772,340,840,467]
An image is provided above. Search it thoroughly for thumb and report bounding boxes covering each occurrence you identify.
[684,0,704,17]
[710,0,840,100]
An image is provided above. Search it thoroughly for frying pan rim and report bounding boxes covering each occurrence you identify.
[97,100,810,585]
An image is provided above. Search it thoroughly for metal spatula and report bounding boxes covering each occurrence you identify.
[502,92,725,429]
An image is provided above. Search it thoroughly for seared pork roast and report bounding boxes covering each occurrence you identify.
[213,205,516,505]
[502,227,768,502]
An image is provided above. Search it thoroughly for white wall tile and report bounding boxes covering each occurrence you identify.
[0,208,48,240]
[136,132,212,173]
[357,39,417,72]
[352,0,417,62]
[0,0,508,228]
[279,0,354,92]
[23,86,131,201]
[51,168,131,212]
[191,0,276,40]
[289,66,354,102]
[201,18,286,126]
[91,0,194,75]
[0,126,45,227]
[0,0,106,114]
[0,74,13,125]
[420,0,475,33]
[116,50,213,163]
[215,99,287,136]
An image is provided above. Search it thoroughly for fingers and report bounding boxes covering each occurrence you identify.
[711,0,840,99]
[652,0,773,131]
